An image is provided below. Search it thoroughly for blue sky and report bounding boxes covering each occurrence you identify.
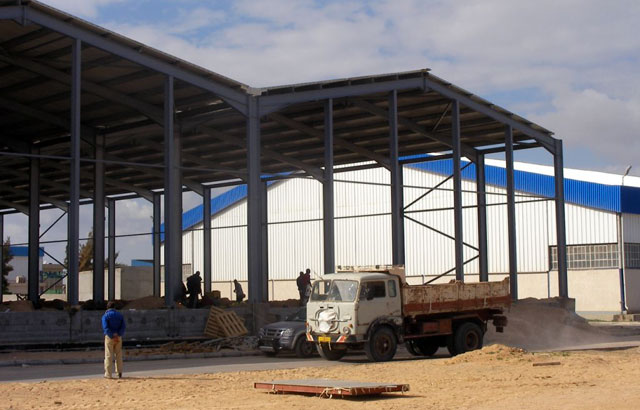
[4,0,640,266]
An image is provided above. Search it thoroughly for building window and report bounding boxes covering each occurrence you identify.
[625,243,640,268]
[550,243,618,270]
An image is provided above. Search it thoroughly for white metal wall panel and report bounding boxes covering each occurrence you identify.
[547,202,617,245]
[334,215,392,267]
[192,228,204,275]
[268,220,323,279]
[211,226,247,281]
[623,213,640,242]
[269,178,323,223]
[335,167,390,218]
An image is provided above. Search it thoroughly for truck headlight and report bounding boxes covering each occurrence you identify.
[258,328,265,337]
[342,326,351,335]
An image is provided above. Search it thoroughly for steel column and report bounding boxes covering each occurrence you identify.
[67,38,81,305]
[476,153,489,281]
[152,192,161,297]
[202,187,211,294]
[261,181,269,301]
[554,139,568,298]
[389,91,405,265]
[163,75,183,306]
[0,215,3,303]
[28,146,40,302]
[505,125,518,299]
[93,133,105,302]
[451,100,464,281]
[107,198,115,300]
[323,99,335,274]
[247,96,263,303]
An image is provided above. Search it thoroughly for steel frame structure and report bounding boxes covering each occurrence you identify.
[0,1,568,306]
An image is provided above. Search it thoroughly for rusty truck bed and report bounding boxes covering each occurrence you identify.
[402,278,511,316]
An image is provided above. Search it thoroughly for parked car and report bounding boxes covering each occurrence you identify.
[257,307,316,358]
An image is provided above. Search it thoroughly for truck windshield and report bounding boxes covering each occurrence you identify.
[310,280,358,302]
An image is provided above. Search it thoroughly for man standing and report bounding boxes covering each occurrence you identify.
[303,268,312,303]
[233,279,245,302]
[102,301,126,379]
[296,271,306,305]
[186,271,203,308]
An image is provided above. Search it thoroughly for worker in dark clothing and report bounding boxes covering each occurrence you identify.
[186,271,203,308]
[233,279,245,302]
[296,271,306,305]
[102,301,126,379]
[303,268,312,303]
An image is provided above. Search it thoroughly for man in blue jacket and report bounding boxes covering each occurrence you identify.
[102,301,126,379]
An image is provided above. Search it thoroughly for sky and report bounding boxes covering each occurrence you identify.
[3,0,640,266]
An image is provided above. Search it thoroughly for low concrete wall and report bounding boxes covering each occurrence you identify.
[0,306,299,346]
[0,308,226,346]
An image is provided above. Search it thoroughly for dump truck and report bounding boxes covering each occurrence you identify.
[306,265,510,362]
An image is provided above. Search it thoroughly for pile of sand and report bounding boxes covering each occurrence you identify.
[123,296,166,310]
[486,297,612,350]
[269,299,302,308]
[446,344,529,364]
[2,300,35,312]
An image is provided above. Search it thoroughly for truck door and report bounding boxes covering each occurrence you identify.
[356,279,402,335]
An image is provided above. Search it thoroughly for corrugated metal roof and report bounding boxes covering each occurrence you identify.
[409,159,629,213]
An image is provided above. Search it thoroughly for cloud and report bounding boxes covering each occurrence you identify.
[41,0,125,18]
[531,88,640,170]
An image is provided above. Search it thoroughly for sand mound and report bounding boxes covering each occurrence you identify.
[486,297,612,350]
[123,296,166,310]
[3,300,35,312]
[446,344,529,364]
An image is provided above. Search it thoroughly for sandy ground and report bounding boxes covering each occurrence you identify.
[1,344,640,410]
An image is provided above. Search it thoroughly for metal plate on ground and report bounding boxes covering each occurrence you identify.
[254,379,409,397]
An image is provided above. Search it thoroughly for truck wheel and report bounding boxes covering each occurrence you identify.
[365,327,397,362]
[415,339,439,356]
[452,322,484,355]
[294,337,315,358]
[405,340,421,356]
[316,343,347,361]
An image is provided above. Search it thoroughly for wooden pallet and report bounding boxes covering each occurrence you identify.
[204,307,248,338]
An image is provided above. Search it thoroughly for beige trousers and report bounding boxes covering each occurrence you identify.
[104,335,123,378]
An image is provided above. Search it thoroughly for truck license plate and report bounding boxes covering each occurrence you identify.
[318,336,331,343]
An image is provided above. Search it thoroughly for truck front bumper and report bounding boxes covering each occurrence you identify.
[306,332,358,344]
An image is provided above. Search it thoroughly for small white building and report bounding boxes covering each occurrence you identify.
[165,159,640,317]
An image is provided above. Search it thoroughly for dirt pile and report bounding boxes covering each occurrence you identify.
[1,300,34,312]
[486,297,612,350]
[123,296,166,310]
[446,344,530,364]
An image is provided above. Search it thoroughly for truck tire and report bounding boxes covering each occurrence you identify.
[294,337,315,358]
[365,327,397,362]
[405,340,421,356]
[451,322,483,356]
[414,339,439,356]
[316,343,347,361]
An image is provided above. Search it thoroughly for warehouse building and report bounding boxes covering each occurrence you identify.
[165,159,640,317]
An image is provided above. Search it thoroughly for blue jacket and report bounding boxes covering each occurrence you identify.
[102,309,126,338]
